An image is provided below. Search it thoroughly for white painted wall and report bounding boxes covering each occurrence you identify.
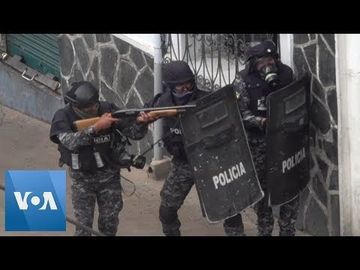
[112,34,158,56]
[336,34,360,235]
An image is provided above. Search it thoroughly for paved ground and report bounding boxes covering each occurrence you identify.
[0,104,309,236]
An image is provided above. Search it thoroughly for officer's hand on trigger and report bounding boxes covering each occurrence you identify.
[93,113,119,132]
[136,111,159,124]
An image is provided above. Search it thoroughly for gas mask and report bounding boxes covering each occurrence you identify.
[259,63,280,88]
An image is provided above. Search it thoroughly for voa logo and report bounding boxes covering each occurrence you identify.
[14,191,58,210]
[5,170,66,231]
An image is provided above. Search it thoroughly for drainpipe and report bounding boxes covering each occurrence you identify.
[153,34,163,160]
[336,34,360,236]
[279,34,294,70]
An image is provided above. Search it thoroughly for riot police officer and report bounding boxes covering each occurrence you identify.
[233,40,300,236]
[50,81,155,236]
[147,61,244,236]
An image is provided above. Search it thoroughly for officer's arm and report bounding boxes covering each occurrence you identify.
[123,95,164,139]
[234,77,264,130]
[121,98,162,140]
[50,109,95,151]
[57,128,95,151]
[58,111,120,150]
[109,102,149,140]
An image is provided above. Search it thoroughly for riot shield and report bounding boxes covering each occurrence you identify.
[180,85,264,222]
[266,75,311,206]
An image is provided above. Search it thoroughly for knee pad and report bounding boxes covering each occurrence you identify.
[159,205,178,224]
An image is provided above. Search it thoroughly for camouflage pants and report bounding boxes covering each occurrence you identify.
[71,172,123,236]
[248,136,300,236]
[159,159,244,236]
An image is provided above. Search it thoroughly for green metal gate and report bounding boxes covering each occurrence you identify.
[6,34,60,79]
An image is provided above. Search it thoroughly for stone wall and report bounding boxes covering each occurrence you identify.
[293,34,339,235]
[57,34,155,161]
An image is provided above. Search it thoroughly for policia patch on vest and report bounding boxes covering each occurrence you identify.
[266,75,311,206]
[180,85,264,223]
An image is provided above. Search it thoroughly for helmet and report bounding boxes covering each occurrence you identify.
[245,40,279,63]
[162,61,195,88]
[65,81,99,109]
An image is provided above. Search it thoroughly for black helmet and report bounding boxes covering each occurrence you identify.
[64,81,99,108]
[245,40,279,63]
[162,61,195,88]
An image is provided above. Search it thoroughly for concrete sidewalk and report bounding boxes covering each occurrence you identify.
[0,104,308,236]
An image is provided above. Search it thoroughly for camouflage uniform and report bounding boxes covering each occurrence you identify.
[53,107,148,236]
[159,159,244,236]
[247,137,300,236]
[152,60,244,236]
[70,169,123,236]
[234,62,300,236]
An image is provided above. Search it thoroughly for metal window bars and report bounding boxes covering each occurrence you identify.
[161,34,276,92]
